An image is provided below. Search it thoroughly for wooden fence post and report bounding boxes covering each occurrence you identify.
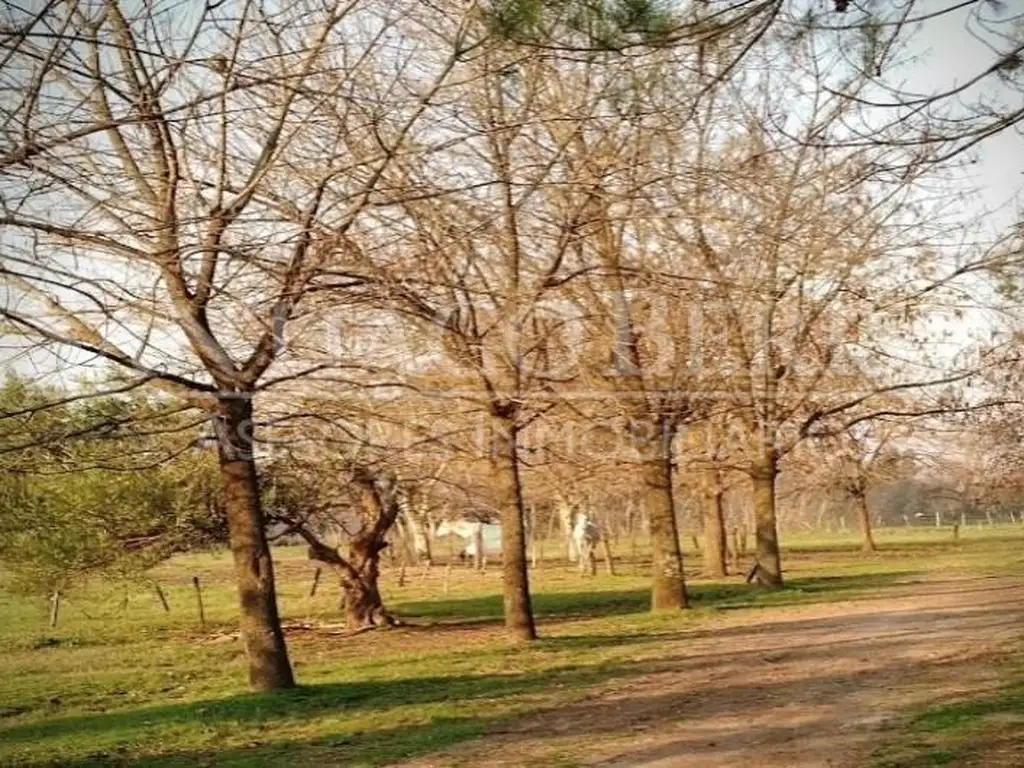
[49,587,61,628]
[154,583,170,612]
[192,576,206,629]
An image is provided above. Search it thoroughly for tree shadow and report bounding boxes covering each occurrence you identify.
[33,636,1015,767]
[393,571,920,624]
[0,660,661,755]
[17,715,512,767]
[9,578,1017,768]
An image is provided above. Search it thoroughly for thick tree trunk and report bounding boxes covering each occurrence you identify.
[750,452,783,588]
[646,428,688,610]
[856,492,877,554]
[214,397,295,691]
[493,415,537,640]
[341,573,395,630]
[702,488,728,577]
[340,536,395,629]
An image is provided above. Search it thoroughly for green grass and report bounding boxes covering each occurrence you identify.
[2,525,1022,767]
[873,661,1024,767]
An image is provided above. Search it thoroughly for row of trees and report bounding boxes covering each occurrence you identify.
[1,0,1021,689]
[5,372,1024,626]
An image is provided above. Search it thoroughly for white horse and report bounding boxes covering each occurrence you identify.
[571,512,602,575]
[434,519,502,566]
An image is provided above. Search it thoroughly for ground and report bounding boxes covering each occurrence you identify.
[405,574,1024,767]
[1,526,1022,767]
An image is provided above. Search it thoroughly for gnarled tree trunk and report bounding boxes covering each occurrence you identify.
[702,486,728,578]
[750,450,783,587]
[214,397,295,691]
[339,537,397,630]
[289,468,403,631]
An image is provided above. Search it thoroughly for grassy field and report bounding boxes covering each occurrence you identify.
[1,525,1022,767]
[872,681,1024,767]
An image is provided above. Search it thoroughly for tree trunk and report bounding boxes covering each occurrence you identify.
[856,491,877,554]
[473,524,485,571]
[750,451,783,588]
[341,571,393,629]
[529,504,539,569]
[600,536,615,576]
[419,522,433,568]
[493,415,537,640]
[214,397,295,691]
[333,531,398,630]
[729,528,741,572]
[579,539,597,575]
[559,500,577,563]
[702,488,728,577]
[647,425,688,610]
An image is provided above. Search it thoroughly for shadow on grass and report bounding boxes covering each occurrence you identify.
[19,715,509,767]
[0,661,657,759]
[393,571,919,623]
[6,572,1005,768]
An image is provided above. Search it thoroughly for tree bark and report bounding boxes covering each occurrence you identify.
[856,491,877,554]
[289,472,404,632]
[403,500,433,567]
[702,488,728,577]
[493,414,537,640]
[750,451,783,588]
[214,397,295,691]
[646,424,689,610]
[339,545,396,630]
[473,524,485,571]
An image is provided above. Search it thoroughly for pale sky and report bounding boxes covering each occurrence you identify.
[2,1,1021,389]
[899,1,1023,231]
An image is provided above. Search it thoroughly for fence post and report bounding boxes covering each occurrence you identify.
[49,587,61,628]
[154,583,170,612]
[192,576,206,629]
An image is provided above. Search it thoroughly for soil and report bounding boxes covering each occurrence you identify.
[398,574,1024,767]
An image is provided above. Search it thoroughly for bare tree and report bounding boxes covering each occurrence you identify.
[0,0,473,688]
[793,418,913,552]
[266,452,405,630]
[653,25,1015,586]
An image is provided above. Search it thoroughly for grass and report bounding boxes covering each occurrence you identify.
[873,654,1024,767]
[2,525,1022,767]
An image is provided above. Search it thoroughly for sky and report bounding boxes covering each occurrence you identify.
[1,0,1021,390]
[899,1,1023,231]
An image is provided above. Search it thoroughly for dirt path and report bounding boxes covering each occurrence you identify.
[400,574,1024,767]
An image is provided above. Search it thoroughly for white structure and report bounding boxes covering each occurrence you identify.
[434,519,502,565]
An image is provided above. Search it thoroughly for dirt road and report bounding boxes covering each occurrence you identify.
[400,574,1024,767]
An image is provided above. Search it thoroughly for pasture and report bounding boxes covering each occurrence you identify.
[2,525,1023,767]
